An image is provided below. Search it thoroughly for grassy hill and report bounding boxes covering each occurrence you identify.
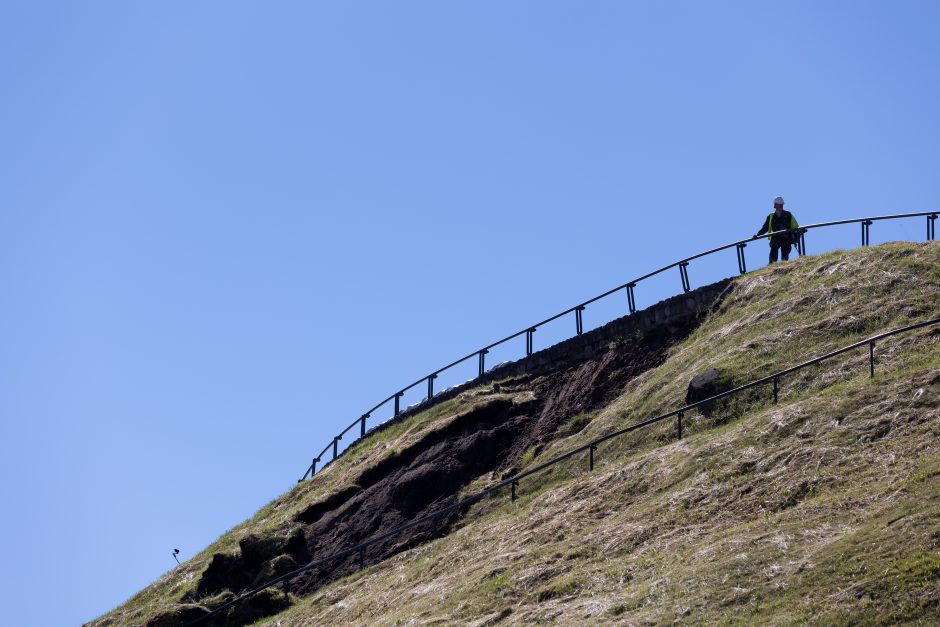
[89,241,940,626]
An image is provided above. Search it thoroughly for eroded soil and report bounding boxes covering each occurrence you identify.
[153,322,700,626]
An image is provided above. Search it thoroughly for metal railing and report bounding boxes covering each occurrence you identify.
[300,211,938,481]
[192,316,940,625]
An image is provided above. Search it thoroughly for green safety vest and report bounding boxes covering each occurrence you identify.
[766,211,799,237]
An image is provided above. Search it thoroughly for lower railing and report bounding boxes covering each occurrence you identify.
[190,316,940,625]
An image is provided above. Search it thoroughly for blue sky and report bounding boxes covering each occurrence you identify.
[1,2,938,624]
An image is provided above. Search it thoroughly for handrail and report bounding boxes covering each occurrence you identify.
[190,316,940,624]
[300,211,938,481]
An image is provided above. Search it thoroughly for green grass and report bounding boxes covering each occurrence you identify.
[90,241,940,627]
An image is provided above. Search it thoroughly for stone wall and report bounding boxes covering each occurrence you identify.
[485,277,734,380]
[332,276,735,460]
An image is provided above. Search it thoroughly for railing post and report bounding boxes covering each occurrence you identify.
[626,283,636,314]
[333,436,341,460]
[800,229,807,255]
[677,412,683,440]
[862,219,872,246]
[511,480,518,502]
[679,262,690,293]
[575,306,585,336]
[589,444,596,471]
[869,341,875,377]
[736,243,747,274]
[478,349,487,376]
[427,374,437,400]
[301,458,317,482]
[360,414,369,437]
[773,376,779,404]
[526,328,535,356]
[394,392,403,417]
[929,214,937,241]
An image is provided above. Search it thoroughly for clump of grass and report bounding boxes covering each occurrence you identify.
[555,412,594,438]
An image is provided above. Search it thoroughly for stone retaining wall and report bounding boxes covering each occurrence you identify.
[339,276,735,457]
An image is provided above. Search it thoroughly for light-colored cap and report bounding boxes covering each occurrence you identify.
[773,196,785,206]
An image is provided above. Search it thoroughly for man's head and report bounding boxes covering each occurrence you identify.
[773,196,784,215]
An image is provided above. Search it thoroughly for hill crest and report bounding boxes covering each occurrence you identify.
[90,241,940,626]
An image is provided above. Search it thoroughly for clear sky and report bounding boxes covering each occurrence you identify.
[1,2,938,625]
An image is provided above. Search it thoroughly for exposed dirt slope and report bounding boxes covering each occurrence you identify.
[89,241,940,626]
[90,285,709,627]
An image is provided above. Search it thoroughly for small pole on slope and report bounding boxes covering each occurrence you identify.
[736,243,747,274]
[526,328,535,356]
[282,577,290,603]
[869,341,875,377]
[394,392,403,417]
[575,306,585,336]
[360,414,369,437]
[589,444,596,471]
[626,283,637,314]
[478,349,487,376]
[333,435,341,460]
[677,412,683,440]
[929,214,937,241]
[511,480,518,502]
[172,548,180,565]
[679,262,691,293]
[427,373,436,400]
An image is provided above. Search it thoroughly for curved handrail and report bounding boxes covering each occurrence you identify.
[191,316,940,625]
[300,211,938,481]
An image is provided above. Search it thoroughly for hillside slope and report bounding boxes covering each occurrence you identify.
[91,242,940,626]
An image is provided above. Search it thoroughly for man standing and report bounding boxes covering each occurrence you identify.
[754,196,800,263]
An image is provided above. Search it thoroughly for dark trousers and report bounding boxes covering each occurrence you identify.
[769,240,792,263]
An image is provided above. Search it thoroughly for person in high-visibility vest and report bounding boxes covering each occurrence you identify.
[754,196,800,263]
